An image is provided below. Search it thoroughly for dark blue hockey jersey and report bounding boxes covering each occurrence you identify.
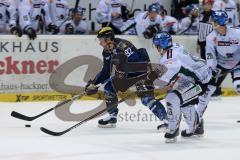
[93,38,148,85]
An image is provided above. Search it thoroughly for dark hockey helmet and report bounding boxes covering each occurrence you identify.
[153,31,172,50]
[73,6,86,16]
[211,10,228,26]
[148,3,161,13]
[97,27,115,39]
[183,4,199,16]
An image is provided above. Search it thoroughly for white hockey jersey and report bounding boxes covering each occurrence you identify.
[206,26,240,70]
[120,11,162,36]
[95,0,124,30]
[160,15,178,34]
[213,0,239,27]
[60,19,89,34]
[0,0,17,33]
[48,0,69,27]
[158,43,211,87]
[18,0,52,32]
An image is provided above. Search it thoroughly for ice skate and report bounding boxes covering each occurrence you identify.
[98,116,117,128]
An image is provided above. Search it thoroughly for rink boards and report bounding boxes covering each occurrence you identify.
[0,35,237,102]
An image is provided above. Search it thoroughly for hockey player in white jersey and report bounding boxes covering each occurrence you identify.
[159,7,178,34]
[213,0,239,27]
[178,4,199,35]
[18,0,59,40]
[62,6,89,34]
[196,10,240,126]
[120,3,162,39]
[0,0,22,36]
[48,0,69,27]
[152,32,212,143]
[96,0,126,34]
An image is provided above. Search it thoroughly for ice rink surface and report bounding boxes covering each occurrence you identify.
[0,97,240,160]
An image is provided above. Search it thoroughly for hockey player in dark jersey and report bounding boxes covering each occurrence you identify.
[84,27,167,129]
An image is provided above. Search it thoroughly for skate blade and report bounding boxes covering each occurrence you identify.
[165,137,177,143]
[182,134,204,139]
[194,134,204,138]
[98,123,116,128]
[181,135,195,139]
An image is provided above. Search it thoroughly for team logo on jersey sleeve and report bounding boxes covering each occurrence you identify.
[218,41,231,46]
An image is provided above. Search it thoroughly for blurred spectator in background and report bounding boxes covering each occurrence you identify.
[235,0,240,18]
[213,0,239,27]
[48,0,69,28]
[61,6,89,34]
[178,4,200,35]
[197,0,214,60]
[18,0,59,40]
[172,0,199,20]
[0,0,22,37]
[120,3,162,39]
[95,0,126,34]
[159,6,178,34]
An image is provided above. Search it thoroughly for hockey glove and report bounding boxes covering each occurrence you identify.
[85,80,99,95]
[143,24,160,39]
[65,23,74,34]
[146,64,166,83]
[147,70,162,81]
[47,23,60,34]
[10,25,22,37]
[25,27,37,40]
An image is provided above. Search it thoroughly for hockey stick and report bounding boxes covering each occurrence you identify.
[40,92,135,136]
[11,92,86,121]
[40,65,168,136]
[177,19,194,35]
[129,0,135,14]
[74,0,80,11]
[40,86,169,136]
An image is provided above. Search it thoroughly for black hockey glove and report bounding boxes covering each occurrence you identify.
[143,24,160,39]
[147,70,160,82]
[85,80,99,95]
[10,25,22,37]
[25,27,37,40]
[47,23,60,34]
[145,64,167,84]
[65,23,74,34]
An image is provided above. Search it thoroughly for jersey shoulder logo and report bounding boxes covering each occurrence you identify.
[118,41,128,50]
